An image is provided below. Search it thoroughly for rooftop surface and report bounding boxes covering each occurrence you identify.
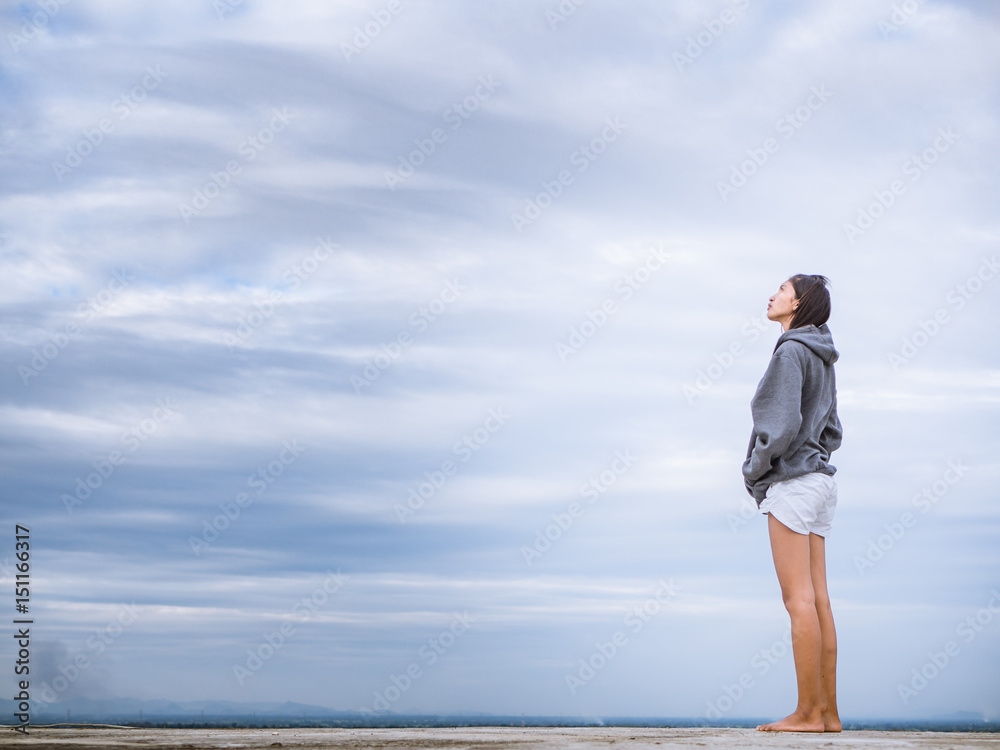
[5,726,1000,750]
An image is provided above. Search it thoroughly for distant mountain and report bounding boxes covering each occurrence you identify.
[926,710,989,722]
[0,698,993,729]
[3,696,356,720]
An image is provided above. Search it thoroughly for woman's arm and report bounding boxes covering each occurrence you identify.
[742,350,804,493]
[819,391,842,456]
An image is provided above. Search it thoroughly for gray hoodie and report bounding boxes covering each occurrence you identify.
[742,323,843,506]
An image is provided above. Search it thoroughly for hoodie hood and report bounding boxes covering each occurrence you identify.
[773,323,839,364]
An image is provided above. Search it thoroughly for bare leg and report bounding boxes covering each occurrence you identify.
[809,531,841,732]
[756,513,825,732]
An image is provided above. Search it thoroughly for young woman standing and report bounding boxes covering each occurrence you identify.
[742,274,843,733]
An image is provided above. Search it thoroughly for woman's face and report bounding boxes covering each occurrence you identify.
[767,279,799,327]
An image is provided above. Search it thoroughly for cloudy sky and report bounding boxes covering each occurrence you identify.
[1,0,998,722]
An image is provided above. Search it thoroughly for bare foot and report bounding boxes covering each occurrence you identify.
[756,711,825,732]
[822,713,842,733]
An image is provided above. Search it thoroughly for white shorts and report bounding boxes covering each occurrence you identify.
[760,471,837,537]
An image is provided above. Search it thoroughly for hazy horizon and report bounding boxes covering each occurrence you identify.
[13,695,997,725]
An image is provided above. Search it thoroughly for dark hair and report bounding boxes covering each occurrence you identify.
[787,274,831,330]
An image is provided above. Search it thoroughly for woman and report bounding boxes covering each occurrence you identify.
[742,274,843,733]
